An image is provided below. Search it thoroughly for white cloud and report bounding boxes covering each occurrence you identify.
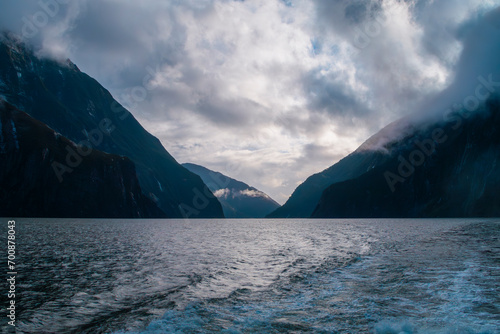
[238,189,269,199]
[213,188,230,199]
[2,0,499,204]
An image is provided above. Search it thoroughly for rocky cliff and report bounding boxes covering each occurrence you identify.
[0,100,165,218]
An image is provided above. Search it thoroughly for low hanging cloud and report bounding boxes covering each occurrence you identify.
[237,189,269,199]
[1,0,499,203]
[213,187,270,200]
[213,188,230,199]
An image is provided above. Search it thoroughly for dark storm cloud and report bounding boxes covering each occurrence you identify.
[0,2,40,32]
[300,143,346,165]
[196,96,263,127]
[311,0,383,39]
[68,2,151,52]
[418,7,500,120]
[453,8,500,85]
[58,1,190,89]
[302,68,371,119]
[0,0,74,48]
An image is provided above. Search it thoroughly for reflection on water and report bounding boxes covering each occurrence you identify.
[3,219,499,333]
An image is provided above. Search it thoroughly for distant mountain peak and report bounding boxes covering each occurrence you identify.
[183,163,280,218]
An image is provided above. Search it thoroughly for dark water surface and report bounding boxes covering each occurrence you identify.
[1,219,499,333]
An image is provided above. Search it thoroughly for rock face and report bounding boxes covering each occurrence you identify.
[0,100,165,218]
[312,97,500,218]
[0,35,223,218]
[182,163,280,218]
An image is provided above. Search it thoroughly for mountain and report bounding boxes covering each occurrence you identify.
[312,96,500,218]
[0,100,165,218]
[182,163,280,218]
[265,121,411,218]
[0,34,223,218]
[268,7,500,219]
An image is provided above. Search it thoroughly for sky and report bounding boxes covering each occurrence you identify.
[1,0,499,204]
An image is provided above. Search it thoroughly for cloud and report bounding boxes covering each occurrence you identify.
[1,0,499,204]
[214,187,270,201]
[414,4,500,122]
[237,189,269,199]
[213,188,230,199]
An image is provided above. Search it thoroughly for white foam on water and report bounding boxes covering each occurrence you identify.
[373,319,497,334]
[15,219,500,333]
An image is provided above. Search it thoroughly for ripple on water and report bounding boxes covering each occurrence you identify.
[5,218,499,333]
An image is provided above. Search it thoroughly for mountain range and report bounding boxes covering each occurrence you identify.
[268,8,500,219]
[0,100,164,218]
[183,163,280,218]
[312,97,500,218]
[268,97,500,218]
[1,31,499,219]
[0,34,223,218]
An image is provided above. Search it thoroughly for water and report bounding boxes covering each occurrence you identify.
[1,219,499,333]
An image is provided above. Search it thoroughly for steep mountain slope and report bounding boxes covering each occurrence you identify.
[0,35,223,218]
[268,8,500,219]
[266,119,415,218]
[312,97,500,218]
[183,163,280,218]
[0,100,165,218]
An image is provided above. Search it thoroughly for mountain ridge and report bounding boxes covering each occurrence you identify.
[0,34,224,218]
[312,96,500,218]
[183,163,280,218]
[266,134,397,218]
[0,100,165,218]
